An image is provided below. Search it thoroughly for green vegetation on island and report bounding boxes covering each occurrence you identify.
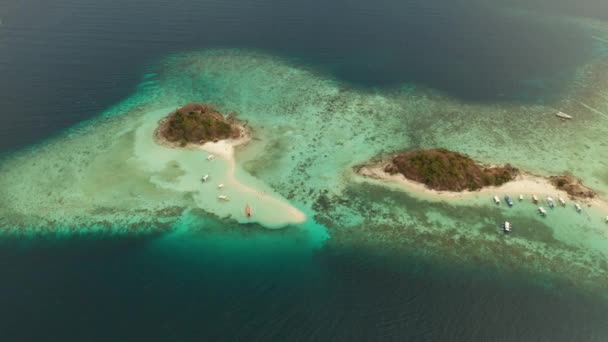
[383,148,519,192]
[157,103,242,146]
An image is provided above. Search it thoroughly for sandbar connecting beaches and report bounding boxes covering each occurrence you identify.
[137,107,306,229]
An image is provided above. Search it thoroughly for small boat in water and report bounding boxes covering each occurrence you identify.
[503,221,512,233]
[245,204,252,217]
[558,197,566,206]
[532,195,539,204]
[605,216,608,223]
[505,195,513,207]
[519,195,524,201]
[575,203,582,213]
[217,183,225,189]
[556,111,573,120]
[538,207,547,216]
[493,196,500,205]
[218,195,230,201]
[201,174,209,182]
[206,154,215,161]
[547,197,555,209]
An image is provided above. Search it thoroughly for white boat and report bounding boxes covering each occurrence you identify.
[503,221,512,233]
[217,183,225,189]
[538,207,547,216]
[558,197,566,206]
[206,154,215,161]
[493,196,500,205]
[547,197,555,208]
[575,203,582,212]
[201,174,209,182]
[605,216,608,223]
[218,195,230,201]
[518,195,524,201]
[556,111,573,119]
[532,195,539,204]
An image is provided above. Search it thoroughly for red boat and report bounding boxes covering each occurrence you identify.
[245,204,252,217]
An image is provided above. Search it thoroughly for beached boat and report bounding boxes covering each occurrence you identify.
[605,216,608,223]
[519,194,524,201]
[245,204,252,217]
[556,111,573,119]
[217,183,225,189]
[201,174,209,182]
[532,195,539,204]
[575,203,582,213]
[505,195,513,207]
[547,197,555,209]
[493,196,500,205]
[218,195,230,201]
[503,221,512,233]
[558,197,566,206]
[538,207,547,216]
[206,154,215,161]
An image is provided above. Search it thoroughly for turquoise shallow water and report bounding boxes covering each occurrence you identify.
[2,4,608,340]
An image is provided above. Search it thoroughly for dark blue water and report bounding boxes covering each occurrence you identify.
[1,233,607,341]
[1,0,608,340]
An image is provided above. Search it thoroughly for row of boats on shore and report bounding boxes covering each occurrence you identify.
[493,194,579,213]
[493,194,608,234]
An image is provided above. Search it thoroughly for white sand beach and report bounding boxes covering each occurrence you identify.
[356,164,608,213]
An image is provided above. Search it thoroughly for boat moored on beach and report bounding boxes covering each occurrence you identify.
[547,197,555,209]
[538,207,547,216]
[503,221,512,233]
[218,195,230,201]
[532,195,539,204]
[217,183,225,189]
[575,203,582,213]
[519,195,524,201]
[558,197,566,206]
[505,195,513,207]
[206,154,215,161]
[493,196,500,205]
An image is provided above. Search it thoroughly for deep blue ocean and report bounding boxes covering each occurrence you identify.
[1,0,608,340]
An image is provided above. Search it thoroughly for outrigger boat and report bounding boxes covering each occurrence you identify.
[505,195,513,207]
[532,195,539,204]
[558,197,566,206]
[502,221,512,233]
[538,207,547,216]
[245,204,252,217]
[493,196,500,205]
[201,174,209,182]
[547,197,555,209]
[218,195,230,201]
[575,203,582,213]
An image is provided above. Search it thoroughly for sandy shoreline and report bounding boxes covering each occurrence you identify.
[355,163,608,214]
[154,117,307,226]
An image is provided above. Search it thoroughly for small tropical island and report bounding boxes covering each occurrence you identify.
[383,148,518,192]
[356,148,598,202]
[156,103,245,147]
